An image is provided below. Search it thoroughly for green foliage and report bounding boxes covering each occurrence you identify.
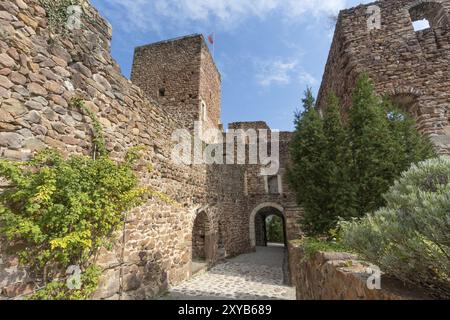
[0,145,147,299]
[70,98,107,158]
[266,215,284,243]
[346,74,435,215]
[300,237,349,261]
[321,93,357,226]
[287,74,436,236]
[39,0,80,33]
[340,156,450,298]
[287,88,329,234]
[29,266,101,300]
[383,98,436,169]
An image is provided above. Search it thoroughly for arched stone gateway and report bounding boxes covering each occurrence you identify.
[249,203,285,248]
[192,211,209,262]
[190,208,217,275]
[255,209,287,247]
[249,202,303,250]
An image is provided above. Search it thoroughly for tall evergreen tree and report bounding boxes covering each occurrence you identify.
[347,74,435,215]
[382,97,436,169]
[322,93,357,222]
[287,88,328,235]
[288,75,436,236]
[347,74,399,214]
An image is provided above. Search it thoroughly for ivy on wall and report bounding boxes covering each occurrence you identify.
[0,149,147,299]
[38,0,81,34]
[0,98,182,299]
[70,98,107,158]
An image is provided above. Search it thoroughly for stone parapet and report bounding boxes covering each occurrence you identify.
[288,241,429,300]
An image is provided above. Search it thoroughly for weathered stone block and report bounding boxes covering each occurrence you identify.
[0,132,24,149]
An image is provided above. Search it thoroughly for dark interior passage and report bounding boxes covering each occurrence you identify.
[254,207,287,247]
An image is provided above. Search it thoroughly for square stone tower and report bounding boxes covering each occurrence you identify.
[317,0,450,154]
[131,34,222,136]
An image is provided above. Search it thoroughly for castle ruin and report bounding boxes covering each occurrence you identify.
[0,0,449,299]
[317,0,450,154]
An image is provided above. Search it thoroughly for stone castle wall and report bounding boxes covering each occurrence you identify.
[3,0,444,301]
[317,0,450,154]
[0,0,223,299]
[0,0,302,299]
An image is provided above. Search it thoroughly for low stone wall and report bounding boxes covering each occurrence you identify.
[288,241,428,300]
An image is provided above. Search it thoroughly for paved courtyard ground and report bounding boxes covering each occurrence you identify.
[162,246,295,300]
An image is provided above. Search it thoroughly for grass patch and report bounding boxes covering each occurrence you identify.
[299,237,349,261]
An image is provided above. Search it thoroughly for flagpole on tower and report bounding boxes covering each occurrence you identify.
[208,32,215,60]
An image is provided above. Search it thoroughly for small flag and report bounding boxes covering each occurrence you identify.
[208,33,214,45]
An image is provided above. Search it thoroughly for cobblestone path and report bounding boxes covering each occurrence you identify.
[163,246,295,300]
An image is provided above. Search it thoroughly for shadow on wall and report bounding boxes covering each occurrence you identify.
[94,248,169,300]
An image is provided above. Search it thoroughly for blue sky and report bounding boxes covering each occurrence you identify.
[91,0,371,131]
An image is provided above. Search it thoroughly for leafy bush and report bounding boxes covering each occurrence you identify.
[287,75,436,236]
[340,156,450,298]
[300,237,349,261]
[0,147,147,299]
[266,215,284,243]
[39,0,80,33]
[28,265,101,300]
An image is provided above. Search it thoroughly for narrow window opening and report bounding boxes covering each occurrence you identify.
[159,88,165,97]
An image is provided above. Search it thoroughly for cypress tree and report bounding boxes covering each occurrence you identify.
[382,97,436,169]
[288,75,436,236]
[322,92,357,223]
[287,88,328,235]
[347,74,399,214]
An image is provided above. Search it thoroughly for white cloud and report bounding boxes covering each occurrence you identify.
[256,59,298,86]
[255,58,317,87]
[101,0,347,33]
[298,71,318,86]
[284,0,346,19]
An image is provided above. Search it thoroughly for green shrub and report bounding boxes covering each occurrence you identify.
[287,75,435,236]
[340,156,450,298]
[39,0,80,33]
[28,265,101,300]
[0,148,147,299]
[266,216,284,243]
[300,237,349,261]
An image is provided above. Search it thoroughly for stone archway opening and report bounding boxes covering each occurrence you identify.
[388,92,425,131]
[250,203,287,249]
[249,203,291,284]
[254,209,287,248]
[191,210,212,275]
[389,93,420,118]
[409,1,449,31]
[192,211,208,261]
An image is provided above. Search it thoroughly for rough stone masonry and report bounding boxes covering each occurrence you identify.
[0,0,448,300]
[0,0,302,299]
[317,0,450,154]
